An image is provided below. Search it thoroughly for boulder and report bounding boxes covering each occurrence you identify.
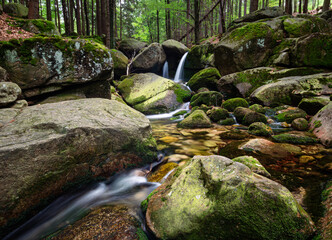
[3,3,28,17]
[242,111,267,126]
[110,49,128,79]
[248,122,273,136]
[162,39,189,76]
[177,110,212,128]
[14,19,60,36]
[232,155,271,178]
[187,67,221,92]
[291,118,309,131]
[146,155,315,239]
[298,97,330,115]
[118,38,148,58]
[233,107,253,123]
[131,43,166,74]
[231,7,285,25]
[0,82,21,107]
[222,97,249,112]
[250,73,332,106]
[309,102,332,147]
[0,99,156,232]
[190,91,223,107]
[206,107,229,122]
[214,22,279,75]
[276,107,307,123]
[249,103,266,113]
[0,37,113,97]
[0,66,7,81]
[118,73,190,114]
[283,16,329,38]
[272,133,319,144]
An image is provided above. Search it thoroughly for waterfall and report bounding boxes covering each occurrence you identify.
[162,61,169,78]
[174,52,188,83]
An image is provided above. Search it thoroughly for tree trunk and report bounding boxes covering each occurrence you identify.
[299,0,302,12]
[244,0,247,15]
[84,0,89,35]
[120,0,122,39]
[96,0,101,35]
[303,0,308,12]
[61,0,71,34]
[91,0,94,35]
[166,0,171,39]
[74,0,82,34]
[69,0,74,33]
[55,0,61,33]
[28,0,39,19]
[194,0,200,44]
[323,0,330,11]
[285,0,292,13]
[110,0,115,48]
[156,10,160,43]
[239,0,242,17]
[80,0,85,35]
[105,0,110,48]
[114,0,117,38]
[46,0,52,20]
[249,0,258,13]
[186,0,190,46]
[101,0,107,35]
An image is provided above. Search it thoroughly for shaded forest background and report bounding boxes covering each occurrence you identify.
[2,0,331,48]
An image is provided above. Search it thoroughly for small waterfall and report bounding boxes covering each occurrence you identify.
[174,52,188,83]
[162,61,169,78]
[146,102,190,120]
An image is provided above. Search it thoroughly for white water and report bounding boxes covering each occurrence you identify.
[4,170,160,240]
[162,61,169,79]
[173,52,188,83]
[146,102,190,120]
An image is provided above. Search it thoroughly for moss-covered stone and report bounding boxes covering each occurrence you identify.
[110,49,128,79]
[276,108,307,123]
[118,38,148,58]
[243,111,267,126]
[272,133,319,144]
[232,155,271,178]
[11,18,59,35]
[190,91,223,107]
[248,122,273,136]
[249,103,266,113]
[3,3,28,17]
[187,67,221,92]
[219,117,236,125]
[298,97,330,115]
[222,97,249,112]
[177,110,212,129]
[283,17,329,38]
[291,118,309,131]
[206,107,229,122]
[233,107,253,123]
[219,129,250,140]
[184,43,214,72]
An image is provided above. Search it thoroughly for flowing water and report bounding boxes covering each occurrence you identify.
[173,52,188,83]
[162,61,169,79]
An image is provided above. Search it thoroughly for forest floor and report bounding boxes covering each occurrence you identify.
[0,14,34,41]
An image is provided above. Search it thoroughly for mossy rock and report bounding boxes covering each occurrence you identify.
[177,110,212,129]
[184,43,214,71]
[243,111,267,126]
[187,67,221,92]
[12,18,59,35]
[190,91,223,107]
[291,118,309,131]
[4,3,28,17]
[219,129,250,140]
[232,155,271,178]
[248,122,273,137]
[222,98,249,112]
[233,107,253,123]
[276,108,307,123]
[249,103,266,113]
[206,107,229,122]
[110,49,128,79]
[219,117,236,125]
[298,97,330,116]
[283,17,329,38]
[118,38,148,58]
[272,133,319,144]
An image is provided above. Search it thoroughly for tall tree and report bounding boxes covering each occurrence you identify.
[323,0,330,11]
[249,0,258,12]
[61,0,71,34]
[194,0,200,44]
[303,0,308,13]
[110,0,115,48]
[186,0,190,46]
[165,0,171,39]
[28,0,39,19]
[84,0,90,35]
[73,0,82,34]
[46,0,52,20]
[81,0,86,35]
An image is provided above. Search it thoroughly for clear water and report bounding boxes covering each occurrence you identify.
[174,52,188,83]
[162,61,169,79]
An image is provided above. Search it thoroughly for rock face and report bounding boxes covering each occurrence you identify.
[118,38,148,58]
[118,73,190,114]
[110,49,128,79]
[0,37,113,98]
[3,3,28,17]
[177,110,212,128]
[0,99,156,232]
[309,102,332,147]
[131,43,166,74]
[187,67,221,92]
[298,97,330,115]
[0,66,7,81]
[0,82,21,107]
[146,155,315,240]
[283,16,329,38]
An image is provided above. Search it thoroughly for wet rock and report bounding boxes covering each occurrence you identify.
[309,102,332,147]
[283,16,329,38]
[233,107,253,123]
[248,122,273,136]
[291,118,309,131]
[131,43,166,74]
[10,99,28,109]
[0,66,8,81]
[318,181,332,240]
[190,91,223,107]
[146,155,315,240]
[206,107,229,122]
[298,155,315,164]
[242,111,267,126]
[0,82,21,107]
[110,49,128,79]
[232,155,271,177]
[249,103,266,113]
[0,99,156,231]
[222,97,249,112]
[177,110,212,129]
[162,39,189,76]
[3,3,28,17]
[219,129,250,140]
[118,38,148,58]
[187,67,220,92]
[298,97,330,115]
[276,107,307,123]
[272,133,319,144]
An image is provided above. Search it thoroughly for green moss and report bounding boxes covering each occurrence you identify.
[173,110,188,117]
[222,98,249,112]
[173,86,191,103]
[283,18,313,37]
[190,91,223,107]
[136,228,149,240]
[141,190,158,212]
[219,118,236,125]
[187,67,221,91]
[313,120,322,129]
[228,22,270,43]
[276,109,307,123]
[272,133,319,144]
[248,122,273,136]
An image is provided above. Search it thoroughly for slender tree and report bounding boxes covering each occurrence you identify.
[194,0,200,44]
[110,0,115,48]
[250,0,258,12]
[84,0,90,35]
[46,0,52,20]
[73,0,82,34]
[303,0,308,12]
[323,0,330,11]
[186,0,190,45]
[28,0,39,19]
[166,0,171,39]
[81,0,86,35]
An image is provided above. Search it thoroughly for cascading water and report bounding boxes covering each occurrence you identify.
[146,102,190,120]
[162,61,169,79]
[3,170,160,240]
[173,52,188,83]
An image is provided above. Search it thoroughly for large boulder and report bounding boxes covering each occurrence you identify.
[0,99,156,233]
[187,67,221,92]
[118,73,190,114]
[146,155,315,239]
[309,102,332,147]
[298,96,330,115]
[0,37,113,98]
[3,3,28,17]
[250,73,332,106]
[231,7,285,25]
[110,49,128,79]
[131,43,166,74]
[177,110,212,128]
[190,91,223,107]
[13,18,60,36]
[0,82,21,107]
[118,38,148,58]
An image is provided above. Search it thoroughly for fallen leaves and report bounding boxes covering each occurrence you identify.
[0,13,34,41]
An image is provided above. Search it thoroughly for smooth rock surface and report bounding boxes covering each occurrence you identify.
[0,82,21,107]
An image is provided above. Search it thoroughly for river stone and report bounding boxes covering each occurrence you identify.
[0,82,21,107]
[283,16,329,38]
[162,39,189,59]
[177,110,212,129]
[146,155,315,240]
[248,122,273,136]
[190,91,223,107]
[298,97,330,115]
[0,37,113,97]
[291,118,309,131]
[0,99,156,232]
[118,38,148,58]
[118,73,190,114]
[110,49,128,79]
[222,97,249,112]
[187,67,221,92]
[309,102,332,147]
[276,107,307,123]
[232,155,271,178]
[131,43,166,74]
[3,3,28,17]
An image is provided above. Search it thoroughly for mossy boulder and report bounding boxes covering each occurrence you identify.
[0,82,21,107]
[3,3,28,17]
[187,67,221,92]
[162,39,189,76]
[298,97,330,115]
[110,49,128,79]
[131,43,166,74]
[232,155,271,178]
[13,18,60,36]
[219,117,236,125]
[248,122,273,137]
[276,108,307,123]
[291,118,309,131]
[190,91,223,107]
[249,103,265,113]
[0,99,157,234]
[233,107,253,123]
[118,73,190,114]
[283,17,329,38]
[118,38,148,58]
[0,66,7,81]
[222,97,249,112]
[206,107,229,122]
[146,155,315,240]
[0,37,113,97]
[243,111,267,126]
[272,133,319,144]
[177,110,212,128]
[220,129,250,139]
[309,102,332,147]
[231,7,285,25]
